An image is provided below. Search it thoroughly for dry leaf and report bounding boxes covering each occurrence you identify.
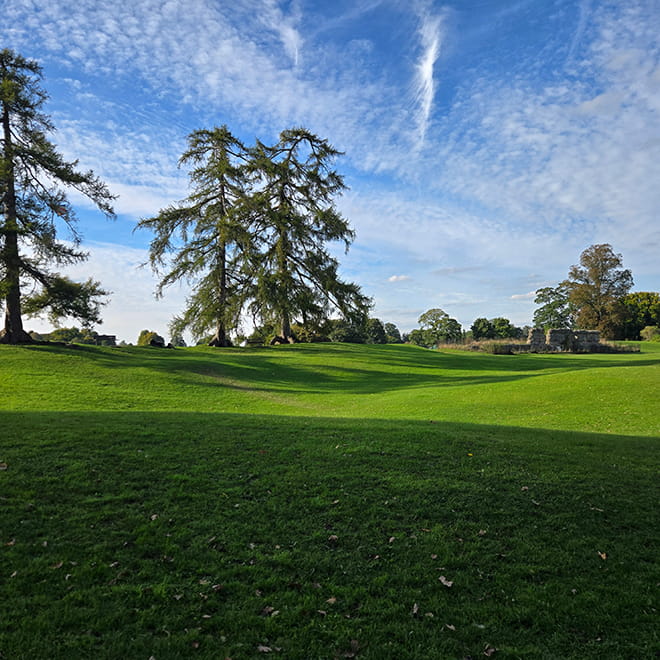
[521,485,529,491]
[150,514,159,521]
[212,584,224,592]
[478,529,487,536]
[445,623,456,631]
[191,641,200,649]
[439,575,453,587]
[484,644,497,656]
[326,597,337,605]
[317,609,327,616]
[412,603,419,616]
[257,645,272,653]
[598,551,607,560]
[388,536,395,544]
[328,535,339,543]
[431,554,438,560]
[0,462,8,470]
[173,594,183,601]
[51,561,63,569]
[260,606,276,617]
[5,539,15,546]
[531,499,540,506]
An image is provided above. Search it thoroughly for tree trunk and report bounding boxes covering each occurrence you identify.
[0,97,31,344]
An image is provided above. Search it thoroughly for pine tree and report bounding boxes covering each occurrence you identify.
[0,49,115,343]
[248,128,370,342]
[137,126,252,346]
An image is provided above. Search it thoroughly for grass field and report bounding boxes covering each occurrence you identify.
[1,342,658,658]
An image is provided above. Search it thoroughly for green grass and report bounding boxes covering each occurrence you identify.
[1,342,658,658]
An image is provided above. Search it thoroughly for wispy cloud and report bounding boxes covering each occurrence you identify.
[388,275,411,282]
[412,6,446,149]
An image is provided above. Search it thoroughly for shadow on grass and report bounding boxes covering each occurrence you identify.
[2,410,657,659]
[15,342,660,397]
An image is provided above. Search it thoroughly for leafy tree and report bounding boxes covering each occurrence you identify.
[406,328,427,347]
[471,317,494,340]
[418,308,462,345]
[533,284,575,330]
[137,126,252,347]
[0,49,115,344]
[365,318,387,344]
[620,292,660,340]
[137,330,165,347]
[247,128,370,343]
[564,244,633,338]
[326,318,366,344]
[384,322,402,344]
[491,316,517,339]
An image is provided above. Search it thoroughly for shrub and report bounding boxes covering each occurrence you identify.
[640,325,660,342]
[137,330,165,347]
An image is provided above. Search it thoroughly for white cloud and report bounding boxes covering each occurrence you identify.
[388,275,411,282]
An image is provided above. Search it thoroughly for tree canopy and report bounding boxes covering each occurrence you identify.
[0,49,115,343]
[564,244,633,338]
[246,128,370,343]
[137,126,252,346]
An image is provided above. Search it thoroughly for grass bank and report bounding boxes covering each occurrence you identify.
[1,343,658,658]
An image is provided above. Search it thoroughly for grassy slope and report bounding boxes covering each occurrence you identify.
[1,342,658,659]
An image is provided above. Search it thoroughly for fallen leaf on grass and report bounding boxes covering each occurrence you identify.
[388,536,395,544]
[598,551,607,560]
[478,530,487,536]
[260,606,277,617]
[439,576,454,587]
[0,463,8,470]
[173,594,183,601]
[328,535,339,544]
[5,539,15,546]
[51,561,63,569]
[150,514,159,521]
[412,603,419,616]
[484,644,497,656]
[445,623,456,631]
[326,597,337,605]
[521,486,529,491]
[431,554,438,560]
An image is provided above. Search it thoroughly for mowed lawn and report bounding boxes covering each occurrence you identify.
[1,342,658,659]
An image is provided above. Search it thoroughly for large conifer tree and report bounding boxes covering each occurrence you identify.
[0,49,115,343]
[137,126,252,346]
[248,128,370,342]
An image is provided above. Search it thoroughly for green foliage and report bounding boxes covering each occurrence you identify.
[533,284,575,330]
[565,244,633,338]
[137,126,251,347]
[364,317,387,344]
[22,276,109,328]
[246,128,371,341]
[326,318,366,343]
[640,325,660,341]
[620,292,660,339]
[384,322,402,343]
[417,308,462,346]
[137,329,165,347]
[0,49,115,343]
[471,317,494,339]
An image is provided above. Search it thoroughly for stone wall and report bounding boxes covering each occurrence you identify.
[526,328,601,352]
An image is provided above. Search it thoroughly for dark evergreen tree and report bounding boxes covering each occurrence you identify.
[247,128,370,343]
[0,49,115,343]
[137,126,252,346]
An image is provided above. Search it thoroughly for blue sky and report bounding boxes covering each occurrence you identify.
[2,0,659,342]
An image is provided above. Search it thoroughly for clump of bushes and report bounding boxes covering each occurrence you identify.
[137,330,165,347]
[640,326,660,342]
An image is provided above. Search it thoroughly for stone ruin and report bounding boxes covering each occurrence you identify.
[526,328,601,352]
